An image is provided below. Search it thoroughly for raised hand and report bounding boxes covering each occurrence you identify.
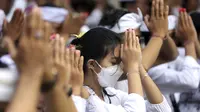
[69,46,84,96]
[144,0,169,38]
[3,9,24,41]
[5,7,52,74]
[121,29,142,73]
[177,9,197,43]
[60,11,88,37]
[51,35,71,88]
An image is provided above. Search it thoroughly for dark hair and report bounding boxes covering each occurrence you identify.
[120,1,136,8]
[71,27,121,73]
[190,11,200,38]
[70,0,96,14]
[98,9,129,29]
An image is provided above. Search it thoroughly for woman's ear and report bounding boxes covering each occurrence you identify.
[87,59,96,70]
[87,59,101,74]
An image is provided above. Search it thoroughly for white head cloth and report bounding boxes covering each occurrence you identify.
[104,8,143,33]
[0,68,18,102]
[40,6,68,24]
[0,10,5,32]
[140,15,178,32]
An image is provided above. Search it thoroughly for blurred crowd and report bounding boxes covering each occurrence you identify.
[0,0,200,112]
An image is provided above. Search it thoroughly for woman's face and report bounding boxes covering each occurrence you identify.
[100,45,121,68]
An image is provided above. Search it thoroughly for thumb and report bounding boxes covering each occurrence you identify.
[3,37,17,59]
[144,15,150,28]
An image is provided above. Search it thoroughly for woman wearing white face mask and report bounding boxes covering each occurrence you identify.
[71,27,146,112]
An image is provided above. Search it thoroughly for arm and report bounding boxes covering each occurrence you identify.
[139,65,172,112]
[7,69,43,112]
[45,86,78,112]
[159,35,178,61]
[140,66,163,104]
[142,38,163,69]
[143,0,169,70]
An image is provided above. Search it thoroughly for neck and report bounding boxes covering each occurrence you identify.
[84,72,104,100]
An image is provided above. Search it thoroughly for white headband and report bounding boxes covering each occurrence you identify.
[103,8,143,33]
[0,10,5,32]
[40,6,68,24]
[0,68,18,102]
[140,15,178,32]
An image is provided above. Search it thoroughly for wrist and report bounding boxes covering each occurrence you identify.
[151,33,166,40]
[72,86,82,96]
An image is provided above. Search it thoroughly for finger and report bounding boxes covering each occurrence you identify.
[180,12,185,28]
[78,56,84,72]
[136,36,140,49]
[70,46,75,66]
[124,30,128,48]
[164,5,169,19]
[151,0,155,17]
[65,48,70,63]
[128,29,132,48]
[184,12,189,27]
[120,44,124,59]
[3,19,8,32]
[144,15,150,28]
[60,37,65,62]
[11,9,19,24]
[3,37,17,59]
[55,35,60,63]
[44,22,52,42]
[132,30,136,48]
[75,50,80,68]
[159,0,164,18]
[188,16,194,27]
[156,0,159,19]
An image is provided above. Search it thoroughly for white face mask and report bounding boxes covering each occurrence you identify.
[93,61,123,88]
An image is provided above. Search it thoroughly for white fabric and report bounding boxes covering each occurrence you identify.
[148,55,200,94]
[86,8,103,28]
[105,12,143,33]
[0,68,18,102]
[7,0,27,21]
[0,10,5,32]
[72,95,87,112]
[0,55,16,70]
[140,15,178,32]
[145,96,172,112]
[85,86,146,112]
[40,6,68,24]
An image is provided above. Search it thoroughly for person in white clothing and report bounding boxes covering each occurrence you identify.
[71,27,146,112]
[71,27,171,112]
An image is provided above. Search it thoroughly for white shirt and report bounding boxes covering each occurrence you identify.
[73,87,146,112]
[72,87,171,112]
[148,50,200,94]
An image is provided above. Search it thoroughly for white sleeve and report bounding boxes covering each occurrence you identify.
[148,56,200,94]
[146,95,172,112]
[86,93,146,112]
[72,95,86,112]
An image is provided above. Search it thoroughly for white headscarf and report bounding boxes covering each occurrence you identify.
[140,15,178,32]
[40,6,68,24]
[0,10,5,32]
[103,8,143,33]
